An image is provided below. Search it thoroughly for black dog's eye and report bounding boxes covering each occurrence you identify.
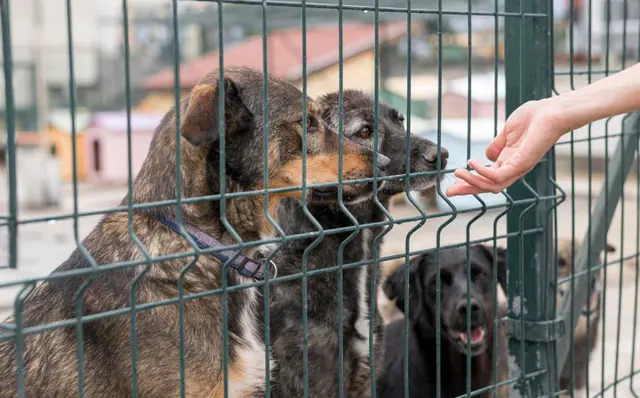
[430,271,452,287]
[397,115,405,125]
[441,271,452,285]
[358,127,372,139]
[471,268,486,281]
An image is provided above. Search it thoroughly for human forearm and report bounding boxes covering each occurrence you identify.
[543,62,640,137]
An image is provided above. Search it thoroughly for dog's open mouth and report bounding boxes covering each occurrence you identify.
[451,326,487,355]
[459,327,485,345]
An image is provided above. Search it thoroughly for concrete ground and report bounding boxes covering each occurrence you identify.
[0,179,639,397]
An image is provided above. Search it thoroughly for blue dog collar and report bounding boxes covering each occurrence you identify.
[156,215,276,280]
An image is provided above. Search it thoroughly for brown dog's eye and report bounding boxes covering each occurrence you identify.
[359,127,372,139]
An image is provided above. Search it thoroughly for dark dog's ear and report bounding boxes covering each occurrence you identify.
[383,257,424,322]
[474,244,508,293]
[180,77,252,146]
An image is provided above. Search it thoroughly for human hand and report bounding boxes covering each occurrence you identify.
[445,99,567,197]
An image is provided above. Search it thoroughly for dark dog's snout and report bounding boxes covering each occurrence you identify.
[423,147,449,170]
[456,298,481,319]
[377,154,391,172]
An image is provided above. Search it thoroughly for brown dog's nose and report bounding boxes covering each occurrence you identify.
[377,154,391,172]
[423,147,449,170]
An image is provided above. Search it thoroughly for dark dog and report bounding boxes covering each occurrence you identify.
[379,245,509,398]
[267,90,447,397]
[0,67,380,397]
[556,238,615,393]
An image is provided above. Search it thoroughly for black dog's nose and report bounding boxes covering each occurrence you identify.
[423,147,449,170]
[457,299,481,318]
[377,154,391,172]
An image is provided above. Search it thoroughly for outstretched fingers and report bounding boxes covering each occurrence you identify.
[452,168,505,194]
[445,180,488,197]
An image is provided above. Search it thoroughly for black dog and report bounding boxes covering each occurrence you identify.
[267,90,447,397]
[378,245,509,398]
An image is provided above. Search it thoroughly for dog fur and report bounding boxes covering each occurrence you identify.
[378,244,509,398]
[0,67,379,397]
[266,90,448,397]
[556,238,616,392]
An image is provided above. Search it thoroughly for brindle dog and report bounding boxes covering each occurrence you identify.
[556,238,616,393]
[267,90,448,397]
[0,67,381,397]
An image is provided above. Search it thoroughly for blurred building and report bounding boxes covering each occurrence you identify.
[84,111,163,183]
[44,109,92,182]
[140,22,414,112]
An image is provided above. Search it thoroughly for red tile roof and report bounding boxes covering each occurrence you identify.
[143,22,409,90]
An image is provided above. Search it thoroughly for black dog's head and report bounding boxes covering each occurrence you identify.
[178,67,386,205]
[383,245,507,356]
[318,90,448,197]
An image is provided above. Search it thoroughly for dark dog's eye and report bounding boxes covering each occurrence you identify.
[471,268,486,281]
[430,271,452,287]
[397,115,405,125]
[304,117,318,133]
[358,127,372,139]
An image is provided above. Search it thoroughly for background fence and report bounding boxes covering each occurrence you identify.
[0,0,639,397]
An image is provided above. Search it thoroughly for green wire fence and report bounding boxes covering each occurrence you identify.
[1,0,639,397]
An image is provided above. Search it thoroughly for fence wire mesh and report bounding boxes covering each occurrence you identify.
[0,0,638,397]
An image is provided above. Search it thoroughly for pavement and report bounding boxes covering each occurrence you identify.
[0,180,639,396]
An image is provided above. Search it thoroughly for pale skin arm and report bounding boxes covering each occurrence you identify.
[445,62,640,197]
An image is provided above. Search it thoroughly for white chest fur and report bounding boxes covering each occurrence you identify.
[353,228,374,359]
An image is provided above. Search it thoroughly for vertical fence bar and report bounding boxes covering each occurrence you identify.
[614,4,631,395]
[492,2,513,397]
[504,0,558,396]
[464,2,489,395]
[1,0,17,269]
[122,1,153,396]
[432,0,458,396]
[298,0,316,396]
[65,0,101,395]
[632,22,640,397]
[260,2,287,398]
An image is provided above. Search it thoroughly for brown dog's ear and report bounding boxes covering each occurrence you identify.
[180,77,252,146]
[383,256,424,322]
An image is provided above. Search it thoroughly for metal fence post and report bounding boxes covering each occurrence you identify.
[504,0,559,396]
[1,0,18,269]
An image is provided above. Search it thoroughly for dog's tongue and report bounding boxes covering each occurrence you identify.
[459,327,485,344]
